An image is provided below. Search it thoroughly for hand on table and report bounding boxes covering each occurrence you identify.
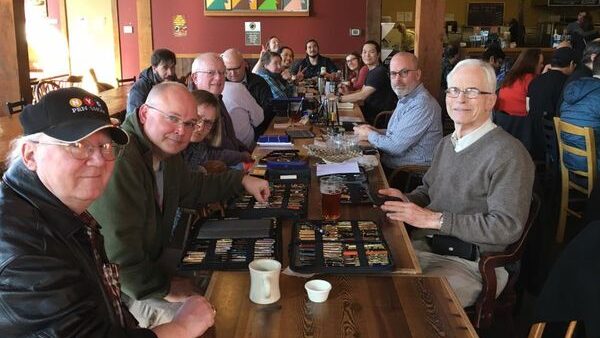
[378,188,442,229]
[153,295,216,338]
[353,124,378,141]
[164,276,200,303]
[242,175,270,202]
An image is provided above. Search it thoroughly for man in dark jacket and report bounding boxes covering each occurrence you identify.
[221,48,273,136]
[290,39,338,79]
[0,87,215,337]
[89,82,269,328]
[127,49,177,117]
[559,56,600,173]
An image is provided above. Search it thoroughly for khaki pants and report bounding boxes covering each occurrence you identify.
[412,239,508,307]
[124,296,182,328]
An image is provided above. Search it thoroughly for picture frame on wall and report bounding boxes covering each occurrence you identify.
[205,0,310,16]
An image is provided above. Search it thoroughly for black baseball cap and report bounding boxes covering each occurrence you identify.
[20,87,128,145]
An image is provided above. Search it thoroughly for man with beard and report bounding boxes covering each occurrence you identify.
[127,49,177,116]
[353,53,442,170]
[290,39,337,79]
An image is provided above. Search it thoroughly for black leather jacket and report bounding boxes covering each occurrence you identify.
[0,162,155,338]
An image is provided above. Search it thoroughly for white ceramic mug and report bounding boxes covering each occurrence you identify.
[249,259,281,304]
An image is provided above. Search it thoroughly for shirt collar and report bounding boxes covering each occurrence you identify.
[451,119,496,152]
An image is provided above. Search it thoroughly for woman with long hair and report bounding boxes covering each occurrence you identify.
[496,48,544,116]
[341,52,368,92]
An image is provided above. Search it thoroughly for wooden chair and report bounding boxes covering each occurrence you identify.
[33,80,60,103]
[467,194,541,330]
[58,75,83,88]
[116,76,136,87]
[553,117,597,243]
[373,110,393,129]
[89,68,114,92]
[6,99,26,116]
[528,321,578,338]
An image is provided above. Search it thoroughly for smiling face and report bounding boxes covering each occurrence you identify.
[267,37,280,52]
[265,55,283,74]
[23,131,115,213]
[192,55,226,95]
[280,48,294,69]
[139,85,198,159]
[361,43,379,67]
[446,64,497,137]
[306,41,319,57]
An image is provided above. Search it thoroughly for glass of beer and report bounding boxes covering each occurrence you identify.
[320,176,343,220]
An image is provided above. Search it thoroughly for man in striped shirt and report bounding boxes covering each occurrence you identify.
[354,52,442,170]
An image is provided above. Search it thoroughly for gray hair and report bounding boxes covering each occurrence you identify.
[191,53,222,74]
[447,59,497,93]
[6,132,44,168]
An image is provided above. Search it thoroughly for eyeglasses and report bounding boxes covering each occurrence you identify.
[32,140,123,161]
[389,69,418,78]
[346,57,358,63]
[145,104,200,131]
[445,87,494,99]
[194,70,226,77]
[196,118,215,129]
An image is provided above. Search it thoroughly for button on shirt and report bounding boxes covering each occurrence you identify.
[368,83,442,168]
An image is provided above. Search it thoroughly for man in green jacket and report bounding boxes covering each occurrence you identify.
[89,82,270,327]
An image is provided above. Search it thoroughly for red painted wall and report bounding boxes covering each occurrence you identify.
[117,0,140,79]
[150,0,367,56]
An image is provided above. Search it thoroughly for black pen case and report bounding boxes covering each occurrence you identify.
[289,219,395,274]
[179,218,282,271]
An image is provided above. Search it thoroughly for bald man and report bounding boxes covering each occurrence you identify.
[354,52,442,170]
[221,48,273,135]
[89,82,269,327]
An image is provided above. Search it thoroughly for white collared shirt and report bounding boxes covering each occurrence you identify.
[451,119,497,152]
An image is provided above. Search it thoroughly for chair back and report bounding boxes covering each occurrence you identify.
[116,76,136,87]
[6,99,26,116]
[33,80,60,104]
[528,321,577,338]
[471,193,541,329]
[58,75,83,88]
[554,117,597,242]
[373,110,393,129]
[89,68,114,92]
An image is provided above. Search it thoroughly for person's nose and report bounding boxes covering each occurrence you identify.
[86,147,107,166]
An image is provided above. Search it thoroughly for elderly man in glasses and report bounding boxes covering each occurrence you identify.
[0,87,217,337]
[89,82,269,327]
[378,59,535,307]
[190,53,252,166]
[354,52,442,171]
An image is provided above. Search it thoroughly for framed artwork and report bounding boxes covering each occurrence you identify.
[205,0,309,16]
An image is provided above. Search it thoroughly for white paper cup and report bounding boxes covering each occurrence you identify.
[305,279,332,303]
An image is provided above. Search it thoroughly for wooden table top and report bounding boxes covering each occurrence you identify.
[203,274,478,338]
[198,105,477,337]
[0,84,131,164]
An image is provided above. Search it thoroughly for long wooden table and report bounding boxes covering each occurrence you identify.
[0,84,131,163]
[200,105,478,337]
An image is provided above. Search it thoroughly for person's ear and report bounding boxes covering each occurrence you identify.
[139,104,149,125]
[21,141,38,171]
